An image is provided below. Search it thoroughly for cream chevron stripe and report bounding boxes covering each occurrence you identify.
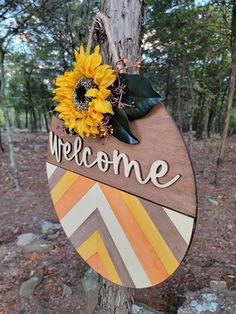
[46,163,57,179]
[60,184,98,238]
[163,207,194,244]
[60,182,151,288]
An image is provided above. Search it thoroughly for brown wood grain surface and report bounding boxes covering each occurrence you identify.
[47,104,197,217]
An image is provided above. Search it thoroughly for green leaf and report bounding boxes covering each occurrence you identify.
[111,108,139,145]
[120,73,162,120]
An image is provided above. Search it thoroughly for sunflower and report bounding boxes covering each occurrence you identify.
[53,45,116,138]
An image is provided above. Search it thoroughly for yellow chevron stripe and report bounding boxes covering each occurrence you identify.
[77,231,97,259]
[97,232,122,285]
[50,171,78,204]
[77,231,122,285]
[119,191,179,274]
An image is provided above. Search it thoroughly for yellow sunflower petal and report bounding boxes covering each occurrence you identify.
[75,119,90,138]
[90,111,104,122]
[94,100,114,114]
[74,49,80,62]
[93,65,111,85]
[90,45,102,70]
[85,88,99,98]
[67,118,76,132]
[97,87,111,99]
[75,111,85,119]
[99,71,117,87]
[86,116,97,127]
[90,126,100,136]
[79,45,85,57]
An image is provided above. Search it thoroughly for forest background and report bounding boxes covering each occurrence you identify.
[0,0,235,139]
[0,1,235,314]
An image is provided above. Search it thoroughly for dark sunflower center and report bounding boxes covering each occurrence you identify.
[73,78,97,111]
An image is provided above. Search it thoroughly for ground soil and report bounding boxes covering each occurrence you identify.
[0,129,235,314]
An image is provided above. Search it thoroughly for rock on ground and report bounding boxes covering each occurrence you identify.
[19,269,44,297]
[17,233,37,246]
[81,269,99,314]
[178,281,236,314]
[62,284,73,298]
[132,303,165,314]
[39,220,61,235]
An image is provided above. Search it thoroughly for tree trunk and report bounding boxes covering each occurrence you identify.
[98,281,134,313]
[100,0,143,70]
[0,42,20,190]
[25,71,37,132]
[0,127,4,152]
[25,106,28,128]
[14,105,21,129]
[215,1,236,185]
[207,98,216,138]
[177,78,183,132]
[164,58,172,107]
[43,105,49,132]
[196,93,207,140]
[97,1,144,313]
[186,67,195,152]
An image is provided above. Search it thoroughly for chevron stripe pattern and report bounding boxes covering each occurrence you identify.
[47,162,195,288]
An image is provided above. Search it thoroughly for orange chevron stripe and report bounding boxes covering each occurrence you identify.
[99,183,169,285]
[50,171,78,204]
[86,253,109,279]
[120,191,179,273]
[55,175,96,220]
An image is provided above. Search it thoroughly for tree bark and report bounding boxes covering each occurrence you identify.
[25,106,28,128]
[215,1,236,185]
[14,105,21,129]
[186,67,195,152]
[0,127,4,152]
[100,0,143,70]
[0,42,20,190]
[25,69,37,132]
[97,1,144,313]
[43,105,49,132]
[98,280,134,313]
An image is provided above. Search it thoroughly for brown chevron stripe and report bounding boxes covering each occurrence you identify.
[69,209,135,288]
[48,167,66,190]
[140,198,188,263]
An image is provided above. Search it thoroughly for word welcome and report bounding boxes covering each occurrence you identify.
[49,132,181,189]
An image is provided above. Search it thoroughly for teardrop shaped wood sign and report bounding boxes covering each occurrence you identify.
[47,104,197,288]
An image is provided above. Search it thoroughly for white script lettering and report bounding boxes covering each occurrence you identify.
[49,131,181,188]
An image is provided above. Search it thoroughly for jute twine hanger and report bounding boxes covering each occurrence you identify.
[86,12,119,65]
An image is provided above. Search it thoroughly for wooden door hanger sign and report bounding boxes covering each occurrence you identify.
[47,45,197,288]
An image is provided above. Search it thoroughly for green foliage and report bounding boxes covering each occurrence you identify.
[111,108,139,145]
[142,0,234,136]
[0,0,235,137]
[111,74,161,144]
[120,74,161,120]
[1,0,97,131]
